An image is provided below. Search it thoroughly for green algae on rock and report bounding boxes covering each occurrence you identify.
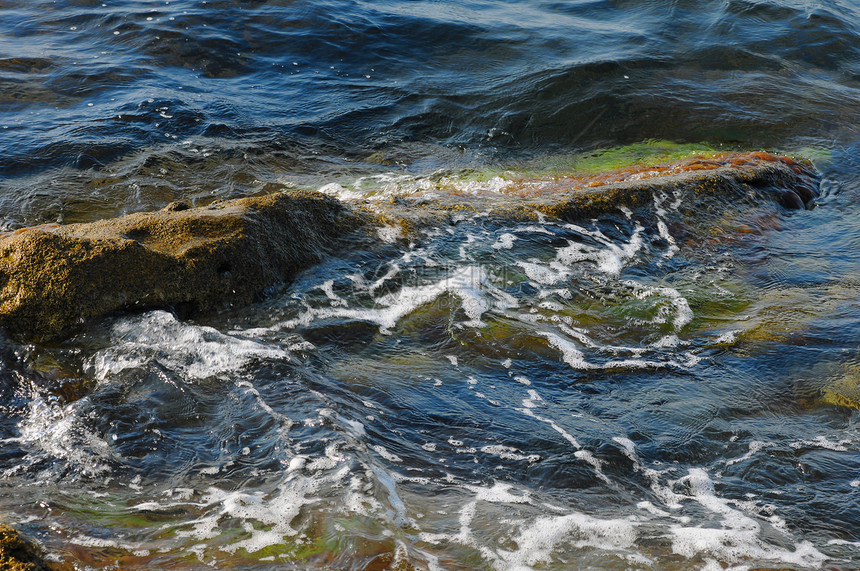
[819,361,860,412]
[0,152,819,341]
[364,151,820,235]
[0,190,362,341]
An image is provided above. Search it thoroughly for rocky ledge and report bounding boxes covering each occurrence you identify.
[0,152,819,341]
[368,151,819,227]
[0,190,361,341]
[0,525,54,571]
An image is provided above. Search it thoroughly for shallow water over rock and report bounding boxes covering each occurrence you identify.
[2,0,860,569]
[2,166,859,568]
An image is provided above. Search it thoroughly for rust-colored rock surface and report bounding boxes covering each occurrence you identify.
[0,190,360,340]
[0,525,54,571]
[370,151,819,228]
[0,152,819,341]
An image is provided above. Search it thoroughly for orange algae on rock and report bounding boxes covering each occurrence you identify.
[496,151,818,204]
[0,152,820,341]
[0,525,54,571]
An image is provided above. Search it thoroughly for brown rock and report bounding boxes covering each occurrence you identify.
[365,151,819,231]
[0,190,362,341]
[0,525,54,571]
[0,153,819,342]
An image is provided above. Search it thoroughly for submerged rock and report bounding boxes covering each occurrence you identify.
[0,152,819,341]
[0,190,361,341]
[366,151,819,230]
[0,525,54,571]
[820,364,860,412]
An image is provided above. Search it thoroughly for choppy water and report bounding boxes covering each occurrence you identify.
[2,1,860,569]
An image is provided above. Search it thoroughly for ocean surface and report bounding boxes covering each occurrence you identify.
[2,0,860,569]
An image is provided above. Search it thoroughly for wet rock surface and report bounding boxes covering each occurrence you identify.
[0,190,361,341]
[0,153,819,341]
[369,152,819,230]
[0,525,54,571]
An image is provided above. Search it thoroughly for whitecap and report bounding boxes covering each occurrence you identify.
[88,311,290,380]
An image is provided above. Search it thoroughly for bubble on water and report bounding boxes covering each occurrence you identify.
[88,311,290,380]
[492,233,517,250]
[286,265,517,333]
[670,469,828,568]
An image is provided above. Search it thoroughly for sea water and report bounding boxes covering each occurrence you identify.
[1,1,860,569]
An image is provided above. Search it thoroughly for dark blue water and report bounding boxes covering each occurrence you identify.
[2,1,860,569]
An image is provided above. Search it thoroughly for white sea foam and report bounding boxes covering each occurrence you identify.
[371,465,411,527]
[625,281,693,332]
[537,300,564,312]
[420,481,636,570]
[670,469,828,568]
[7,396,117,480]
[789,435,852,452]
[725,441,774,467]
[516,225,555,235]
[612,437,684,508]
[286,265,517,333]
[544,331,594,370]
[440,174,511,195]
[372,445,403,463]
[89,311,290,380]
[480,445,540,463]
[318,279,347,306]
[492,233,517,250]
[498,512,637,569]
[714,330,741,345]
[516,394,581,449]
[653,192,680,260]
[368,262,401,295]
[174,484,314,554]
[555,222,645,275]
[516,260,571,285]
[377,224,403,243]
[317,182,363,201]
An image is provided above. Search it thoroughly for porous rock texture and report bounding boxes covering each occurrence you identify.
[373,151,819,226]
[0,525,54,571]
[0,153,819,341]
[0,190,361,341]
